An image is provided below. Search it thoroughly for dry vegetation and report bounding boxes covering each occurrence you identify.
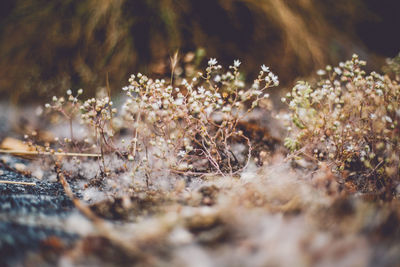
[0,1,399,265]
[33,56,278,178]
[0,0,370,100]
[0,53,396,265]
[283,54,400,198]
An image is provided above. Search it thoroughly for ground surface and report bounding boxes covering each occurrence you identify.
[1,103,400,267]
[0,156,78,266]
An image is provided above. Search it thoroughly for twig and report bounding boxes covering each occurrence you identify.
[170,50,179,85]
[55,162,101,222]
[0,180,36,186]
[366,160,384,178]
[54,161,146,260]
[0,149,100,158]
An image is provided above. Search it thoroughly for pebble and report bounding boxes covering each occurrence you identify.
[32,169,44,180]
[14,163,26,172]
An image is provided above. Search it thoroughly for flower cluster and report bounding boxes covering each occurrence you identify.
[283,54,400,195]
[44,88,84,145]
[80,97,116,134]
[41,58,277,177]
[44,89,116,170]
[121,59,278,175]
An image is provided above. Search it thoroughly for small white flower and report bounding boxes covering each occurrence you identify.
[270,73,279,86]
[66,89,72,95]
[252,90,262,96]
[251,82,260,90]
[334,67,342,75]
[235,80,245,88]
[214,75,221,83]
[261,65,269,72]
[370,113,377,120]
[376,81,384,88]
[384,116,393,123]
[151,103,159,110]
[316,69,326,76]
[177,150,186,157]
[208,58,217,66]
[198,86,205,94]
[233,59,241,68]
[222,106,231,113]
[174,98,184,106]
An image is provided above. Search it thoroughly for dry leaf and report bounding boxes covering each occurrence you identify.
[0,137,39,159]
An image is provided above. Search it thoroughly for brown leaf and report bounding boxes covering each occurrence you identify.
[0,137,39,159]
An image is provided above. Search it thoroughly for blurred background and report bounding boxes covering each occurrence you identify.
[0,0,399,102]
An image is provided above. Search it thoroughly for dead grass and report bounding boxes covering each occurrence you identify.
[0,0,369,101]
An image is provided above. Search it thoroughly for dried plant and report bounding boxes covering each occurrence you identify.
[283,54,400,195]
[120,58,277,176]
[42,58,277,177]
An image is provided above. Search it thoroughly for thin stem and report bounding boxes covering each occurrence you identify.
[0,149,100,157]
[0,180,36,186]
[69,118,74,141]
